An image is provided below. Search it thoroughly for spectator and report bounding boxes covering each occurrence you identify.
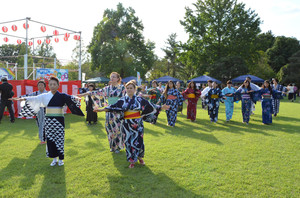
[0,77,15,123]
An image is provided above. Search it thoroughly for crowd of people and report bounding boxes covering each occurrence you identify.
[1,73,298,168]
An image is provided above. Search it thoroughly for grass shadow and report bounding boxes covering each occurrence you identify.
[106,153,202,198]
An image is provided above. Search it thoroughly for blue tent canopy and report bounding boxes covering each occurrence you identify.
[187,75,221,84]
[154,76,183,83]
[122,76,143,83]
[232,75,264,83]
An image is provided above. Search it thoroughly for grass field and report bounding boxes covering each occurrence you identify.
[0,99,299,197]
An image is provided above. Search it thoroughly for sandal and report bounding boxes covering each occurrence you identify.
[138,158,145,165]
[129,163,135,168]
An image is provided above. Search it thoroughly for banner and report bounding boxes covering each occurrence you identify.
[0,68,15,80]
[137,72,141,86]
[36,69,69,82]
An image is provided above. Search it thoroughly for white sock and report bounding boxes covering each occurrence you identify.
[59,159,63,162]
[52,158,58,163]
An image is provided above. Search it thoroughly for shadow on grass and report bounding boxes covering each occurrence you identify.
[164,125,223,145]
[0,145,66,197]
[105,153,201,198]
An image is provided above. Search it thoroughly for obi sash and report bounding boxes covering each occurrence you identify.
[150,94,157,99]
[46,107,64,117]
[167,95,177,100]
[107,97,119,105]
[187,93,196,98]
[262,94,272,99]
[124,110,141,119]
[211,94,219,99]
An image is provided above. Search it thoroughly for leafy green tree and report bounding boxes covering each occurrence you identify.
[88,3,155,78]
[266,36,300,73]
[278,50,300,86]
[161,33,187,79]
[250,51,275,80]
[180,0,261,75]
[256,31,275,52]
[209,56,248,82]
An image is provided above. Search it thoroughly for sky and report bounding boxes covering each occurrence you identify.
[0,0,300,65]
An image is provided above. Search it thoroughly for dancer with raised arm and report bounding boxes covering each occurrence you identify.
[11,77,84,166]
[78,72,126,153]
[94,80,169,168]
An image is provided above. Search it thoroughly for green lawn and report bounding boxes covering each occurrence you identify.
[0,99,299,197]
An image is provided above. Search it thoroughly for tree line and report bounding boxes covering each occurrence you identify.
[1,0,299,86]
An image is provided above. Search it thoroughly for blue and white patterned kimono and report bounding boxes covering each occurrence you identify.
[206,88,223,122]
[159,88,184,126]
[237,87,253,123]
[271,84,286,115]
[89,84,126,151]
[20,91,84,160]
[222,87,236,121]
[105,95,160,163]
[20,90,47,142]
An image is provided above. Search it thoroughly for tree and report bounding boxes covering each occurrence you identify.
[180,0,261,75]
[161,33,187,79]
[249,51,275,80]
[266,36,300,73]
[278,50,300,86]
[209,56,248,81]
[256,31,275,52]
[88,3,156,78]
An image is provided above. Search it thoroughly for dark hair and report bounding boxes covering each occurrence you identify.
[1,77,8,82]
[262,80,272,94]
[272,78,278,83]
[207,80,213,83]
[37,80,46,87]
[163,80,175,98]
[152,80,158,87]
[187,81,198,92]
[242,80,251,90]
[246,76,252,80]
[227,80,232,84]
[49,76,59,85]
[88,83,95,89]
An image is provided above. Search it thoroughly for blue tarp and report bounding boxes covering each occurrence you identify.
[154,76,183,83]
[122,76,143,83]
[187,75,221,84]
[232,75,264,83]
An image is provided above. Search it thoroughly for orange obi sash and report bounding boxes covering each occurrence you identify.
[211,94,219,99]
[124,110,141,119]
[150,94,156,99]
[167,95,177,100]
[187,93,196,98]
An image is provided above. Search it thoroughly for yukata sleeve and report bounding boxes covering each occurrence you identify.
[159,94,166,105]
[104,99,124,112]
[140,97,161,123]
[251,89,262,103]
[182,88,189,99]
[272,90,283,100]
[63,94,85,116]
[233,92,242,102]
[177,90,184,105]
[20,94,46,117]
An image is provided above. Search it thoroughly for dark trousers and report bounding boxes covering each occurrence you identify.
[0,100,15,121]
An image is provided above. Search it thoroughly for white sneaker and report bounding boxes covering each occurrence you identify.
[50,161,57,166]
[58,160,64,166]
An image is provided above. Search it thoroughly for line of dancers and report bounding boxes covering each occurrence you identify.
[11,74,288,168]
